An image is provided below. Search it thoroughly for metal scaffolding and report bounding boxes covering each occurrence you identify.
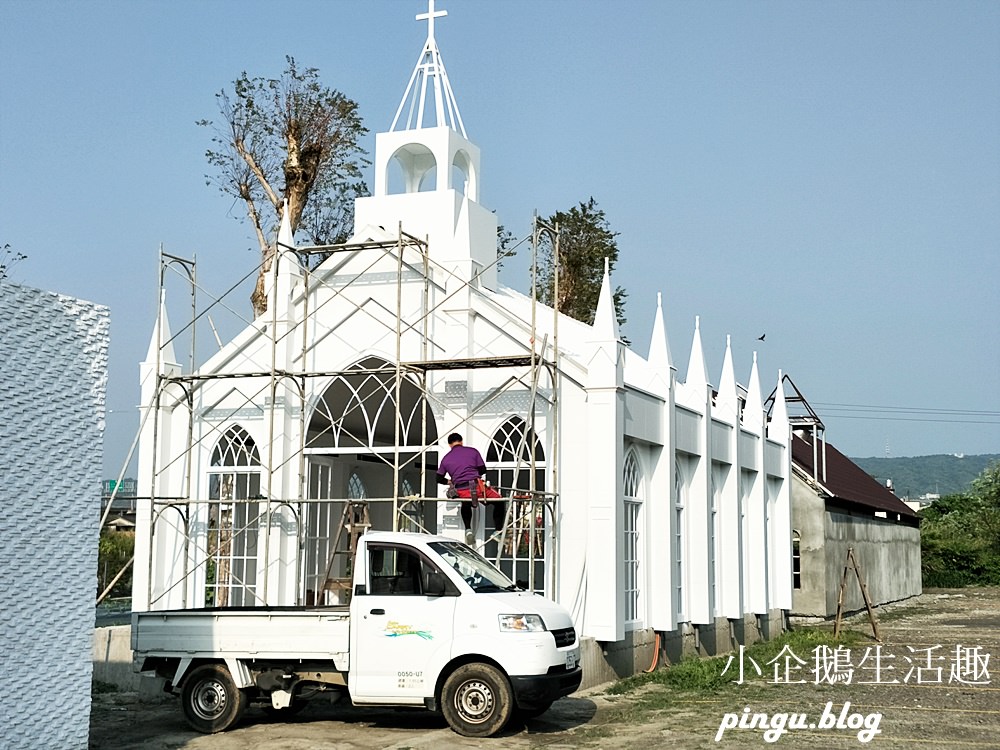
[133,218,564,610]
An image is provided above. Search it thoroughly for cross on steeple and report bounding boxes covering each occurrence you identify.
[416,0,447,42]
[391,0,466,137]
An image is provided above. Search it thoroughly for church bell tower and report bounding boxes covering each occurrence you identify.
[353,0,498,290]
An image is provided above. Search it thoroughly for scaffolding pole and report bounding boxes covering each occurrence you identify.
[134,219,565,608]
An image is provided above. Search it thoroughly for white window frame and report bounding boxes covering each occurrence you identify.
[206,425,262,608]
[623,448,644,628]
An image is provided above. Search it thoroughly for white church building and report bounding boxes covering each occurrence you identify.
[134,3,792,684]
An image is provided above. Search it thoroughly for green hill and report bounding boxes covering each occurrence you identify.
[848,453,1000,499]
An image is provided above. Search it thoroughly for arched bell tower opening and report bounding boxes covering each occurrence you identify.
[451,148,473,197]
[386,143,438,195]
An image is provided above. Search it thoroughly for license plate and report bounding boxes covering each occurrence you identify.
[565,650,578,669]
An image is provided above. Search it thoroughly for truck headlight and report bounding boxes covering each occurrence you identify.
[498,614,547,632]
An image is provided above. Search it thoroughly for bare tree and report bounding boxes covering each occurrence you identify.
[0,242,27,284]
[200,57,369,316]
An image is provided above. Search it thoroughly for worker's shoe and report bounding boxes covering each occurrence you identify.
[465,529,475,545]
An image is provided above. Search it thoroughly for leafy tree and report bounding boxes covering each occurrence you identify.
[536,197,627,330]
[496,222,516,272]
[199,57,369,316]
[918,461,1000,586]
[98,529,134,599]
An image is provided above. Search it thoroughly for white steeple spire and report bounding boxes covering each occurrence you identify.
[591,257,621,341]
[391,0,467,136]
[685,315,709,389]
[145,289,176,367]
[744,352,764,430]
[648,292,673,373]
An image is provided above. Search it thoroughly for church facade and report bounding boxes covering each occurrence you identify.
[134,3,792,684]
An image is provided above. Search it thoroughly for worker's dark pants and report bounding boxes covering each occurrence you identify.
[456,486,505,531]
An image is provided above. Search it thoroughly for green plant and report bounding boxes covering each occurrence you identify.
[608,627,865,698]
[97,529,134,598]
[918,462,1000,587]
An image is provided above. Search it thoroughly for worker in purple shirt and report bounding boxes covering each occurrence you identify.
[436,432,505,545]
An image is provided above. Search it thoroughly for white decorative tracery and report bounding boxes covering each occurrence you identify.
[308,357,435,449]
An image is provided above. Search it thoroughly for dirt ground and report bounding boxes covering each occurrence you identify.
[90,588,1000,749]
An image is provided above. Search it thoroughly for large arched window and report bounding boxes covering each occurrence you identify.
[207,425,261,607]
[486,417,546,592]
[307,357,437,450]
[623,449,643,625]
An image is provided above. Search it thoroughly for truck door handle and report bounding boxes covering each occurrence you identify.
[369,608,385,615]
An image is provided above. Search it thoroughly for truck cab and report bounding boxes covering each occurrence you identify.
[350,532,581,733]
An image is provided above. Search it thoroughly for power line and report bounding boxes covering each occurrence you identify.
[822,414,999,425]
[812,401,999,417]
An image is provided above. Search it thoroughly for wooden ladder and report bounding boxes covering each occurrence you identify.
[319,500,371,602]
[833,546,882,641]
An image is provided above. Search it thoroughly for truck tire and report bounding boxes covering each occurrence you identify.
[181,663,248,733]
[441,663,513,737]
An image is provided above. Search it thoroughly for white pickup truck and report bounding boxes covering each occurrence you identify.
[132,531,582,737]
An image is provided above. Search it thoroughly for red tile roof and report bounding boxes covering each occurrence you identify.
[791,433,917,519]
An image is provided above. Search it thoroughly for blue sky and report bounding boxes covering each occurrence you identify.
[2,0,997,474]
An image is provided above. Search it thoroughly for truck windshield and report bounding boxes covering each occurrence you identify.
[428,541,519,593]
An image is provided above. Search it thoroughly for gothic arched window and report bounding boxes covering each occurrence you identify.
[487,416,543,464]
[348,472,367,500]
[207,425,261,607]
[211,425,260,468]
[623,449,643,625]
[308,357,437,450]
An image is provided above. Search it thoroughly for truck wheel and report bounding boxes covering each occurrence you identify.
[181,663,248,733]
[441,663,513,737]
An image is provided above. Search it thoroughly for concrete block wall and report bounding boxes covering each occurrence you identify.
[1,283,109,750]
[824,510,922,614]
[579,611,783,691]
[93,626,139,691]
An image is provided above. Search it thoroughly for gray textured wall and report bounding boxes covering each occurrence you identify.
[790,479,830,617]
[791,474,921,618]
[823,510,922,614]
[0,283,109,749]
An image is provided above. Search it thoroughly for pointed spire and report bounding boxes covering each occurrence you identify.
[145,289,177,367]
[743,351,764,429]
[267,201,301,312]
[277,202,294,250]
[717,334,737,413]
[647,292,673,372]
[591,257,620,341]
[769,369,789,440]
[685,315,709,388]
[391,0,467,136]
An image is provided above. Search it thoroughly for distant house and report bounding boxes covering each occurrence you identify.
[790,430,921,618]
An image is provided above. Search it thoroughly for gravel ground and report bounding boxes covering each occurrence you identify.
[90,587,1000,749]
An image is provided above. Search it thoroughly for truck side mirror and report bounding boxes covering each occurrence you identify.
[423,570,448,597]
